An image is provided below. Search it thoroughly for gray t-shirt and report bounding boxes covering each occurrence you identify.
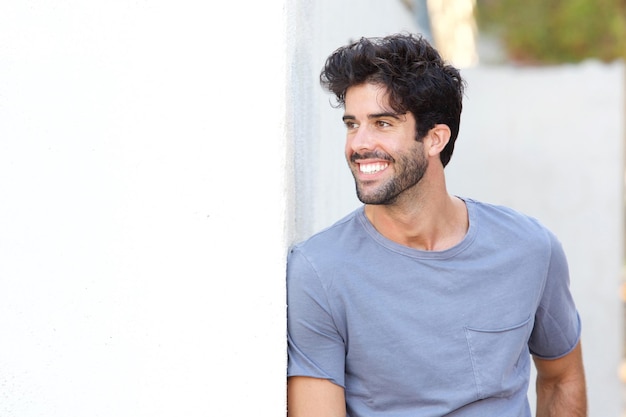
[287,198,581,417]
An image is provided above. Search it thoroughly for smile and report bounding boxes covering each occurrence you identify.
[359,162,389,174]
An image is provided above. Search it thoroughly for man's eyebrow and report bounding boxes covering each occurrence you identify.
[368,112,403,120]
[342,112,403,121]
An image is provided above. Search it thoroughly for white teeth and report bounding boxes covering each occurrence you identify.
[359,162,388,174]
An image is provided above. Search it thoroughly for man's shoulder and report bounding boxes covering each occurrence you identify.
[291,207,364,256]
[469,198,542,225]
[467,198,554,243]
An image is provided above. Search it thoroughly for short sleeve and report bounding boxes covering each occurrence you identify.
[287,247,346,387]
[529,232,581,359]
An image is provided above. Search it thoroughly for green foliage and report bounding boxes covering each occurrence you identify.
[475,0,626,64]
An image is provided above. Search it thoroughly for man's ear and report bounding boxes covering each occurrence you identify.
[425,124,451,158]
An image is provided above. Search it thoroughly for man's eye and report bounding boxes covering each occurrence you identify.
[345,121,359,129]
[377,120,391,127]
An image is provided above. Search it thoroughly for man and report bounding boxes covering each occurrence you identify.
[287,33,586,417]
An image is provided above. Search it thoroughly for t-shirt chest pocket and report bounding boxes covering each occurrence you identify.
[464,316,533,400]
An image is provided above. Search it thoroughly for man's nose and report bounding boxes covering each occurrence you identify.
[349,126,374,152]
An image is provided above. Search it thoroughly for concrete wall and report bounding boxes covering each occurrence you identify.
[0,1,289,415]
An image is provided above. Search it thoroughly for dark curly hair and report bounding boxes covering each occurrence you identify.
[320,33,465,167]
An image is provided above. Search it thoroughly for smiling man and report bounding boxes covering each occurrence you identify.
[287,33,586,417]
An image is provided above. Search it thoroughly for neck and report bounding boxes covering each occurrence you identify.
[364,181,468,251]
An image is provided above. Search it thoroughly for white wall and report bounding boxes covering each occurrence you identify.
[0,1,288,415]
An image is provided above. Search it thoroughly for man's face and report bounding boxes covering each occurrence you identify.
[343,83,428,205]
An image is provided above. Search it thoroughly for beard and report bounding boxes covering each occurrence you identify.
[350,144,428,205]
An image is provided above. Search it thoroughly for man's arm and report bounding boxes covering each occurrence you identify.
[533,340,587,417]
[287,376,346,417]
